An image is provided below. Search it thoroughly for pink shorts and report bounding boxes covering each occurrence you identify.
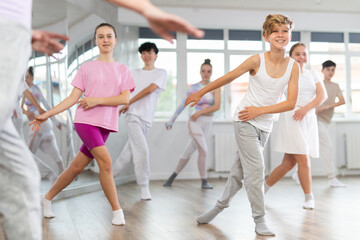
[74,123,111,159]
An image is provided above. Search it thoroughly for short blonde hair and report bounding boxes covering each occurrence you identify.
[262,14,294,37]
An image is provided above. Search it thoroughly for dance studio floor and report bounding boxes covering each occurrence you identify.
[2,177,360,240]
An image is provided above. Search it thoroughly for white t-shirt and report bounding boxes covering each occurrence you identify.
[285,69,321,107]
[233,53,295,132]
[127,68,167,124]
[0,0,32,29]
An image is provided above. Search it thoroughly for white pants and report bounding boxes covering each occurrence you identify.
[113,114,151,186]
[0,17,41,240]
[317,120,337,178]
[28,117,64,175]
[175,116,213,179]
[216,121,270,223]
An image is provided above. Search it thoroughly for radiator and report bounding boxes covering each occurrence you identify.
[213,133,238,172]
[345,132,360,169]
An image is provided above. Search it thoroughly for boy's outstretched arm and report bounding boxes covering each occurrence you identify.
[105,0,204,42]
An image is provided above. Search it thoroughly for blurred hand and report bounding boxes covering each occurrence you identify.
[316,106,327,114]
[143,5,204,43]
[190,112,200,121]
[185,92,202,108]
[165,122,173,130]
[237,106,263,121]
[29,113,49,132]
[293,107,308,121]
[13,110,18,118]
[78,97,99,110]
[119,105,130,116]
[31,30,69,55]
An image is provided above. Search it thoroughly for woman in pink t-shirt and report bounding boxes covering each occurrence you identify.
[30,23,135,226]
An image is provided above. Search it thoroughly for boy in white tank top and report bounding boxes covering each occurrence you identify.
[185,14,299,236]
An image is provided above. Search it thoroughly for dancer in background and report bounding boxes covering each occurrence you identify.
[163,59,220,189]
[22,66,65,176]
[186,14,299,236]
[13,77,59,184]
[265,43,327,210]
[31,23,135,225]
[113,42,167,200]
[316,60,346,187]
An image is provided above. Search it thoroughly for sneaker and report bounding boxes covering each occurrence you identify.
[329,177,347,188]
[201,179,213,189]
[303,199,315,210]
[140,186,152,200]
[292,172,300,185]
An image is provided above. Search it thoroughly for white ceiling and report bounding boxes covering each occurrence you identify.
[32,0,360,29]
[152,0,360,13]
[32,0,89,29]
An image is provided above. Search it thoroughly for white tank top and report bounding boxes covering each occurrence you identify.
[0,0,32,29]
[233,53,296,132]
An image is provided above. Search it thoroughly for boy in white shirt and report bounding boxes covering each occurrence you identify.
[113,42,167,200]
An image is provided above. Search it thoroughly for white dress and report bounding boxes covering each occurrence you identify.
[274,69,321,158]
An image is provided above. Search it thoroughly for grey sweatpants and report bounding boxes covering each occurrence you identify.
[0,17,42,240]
[216,121,270,223]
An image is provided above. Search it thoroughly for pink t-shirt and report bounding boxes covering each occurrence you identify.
[72,60,135,132]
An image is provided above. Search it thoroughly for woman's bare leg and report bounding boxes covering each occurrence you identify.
[45,151,92,200]
[266,153,296,186]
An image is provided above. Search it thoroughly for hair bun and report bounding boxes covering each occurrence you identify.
[204,59,211,64]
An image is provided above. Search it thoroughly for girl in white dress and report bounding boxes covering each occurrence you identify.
[265,43,327,210]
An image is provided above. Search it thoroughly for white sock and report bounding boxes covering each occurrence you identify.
[196,206,223,224]
[140,185,151,200]
[255,222,275,236]
[112,209,125,226]
[329,177,347,188]
[303,193,315,210]
[305,193,314,201]
[41,195,55,218]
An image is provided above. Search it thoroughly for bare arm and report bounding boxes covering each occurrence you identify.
[293,81,327,121]
[119,84,158,115]
[23,90,46,114]
[237,62,299,121]
[29,87,83,131]
[192,88,221,118]
[105,0,203,42]
[185,55,258,107]
[129,84,158,105]
[78,90,131,110]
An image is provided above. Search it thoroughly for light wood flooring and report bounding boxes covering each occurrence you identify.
[2,177,360,240]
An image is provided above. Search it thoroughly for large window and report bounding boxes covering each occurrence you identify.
[136,28,360,121]
[309,32,347,116]
[28,47,67,115]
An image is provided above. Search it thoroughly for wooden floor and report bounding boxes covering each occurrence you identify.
[2,177,360,240]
